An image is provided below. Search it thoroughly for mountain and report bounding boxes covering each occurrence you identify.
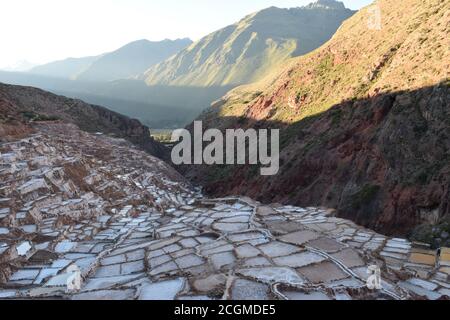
[30,55,101,80]
[144,1,355,87]
[0,3,355,129]
[305,0,347,9]
[0,82,168,159]
[76,38,192,82]
[30,38,192,82]
[185,0,450,244]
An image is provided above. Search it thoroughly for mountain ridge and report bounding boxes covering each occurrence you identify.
[30,38,193,82]
[77,38,192,82]
[144,0,355,87]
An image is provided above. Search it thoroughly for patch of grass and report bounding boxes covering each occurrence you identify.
[302,139,321,155]
[280,130,295,150]
[412,118,429,137]
[21,111,59,122]
[442,78,450,87]
[206,165,234,184]
[350,184,381,210]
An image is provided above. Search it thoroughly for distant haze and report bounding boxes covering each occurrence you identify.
[0,0,373,68]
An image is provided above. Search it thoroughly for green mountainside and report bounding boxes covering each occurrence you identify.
[144,0,355,87]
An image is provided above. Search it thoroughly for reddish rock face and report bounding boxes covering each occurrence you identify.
[184,84,450,240]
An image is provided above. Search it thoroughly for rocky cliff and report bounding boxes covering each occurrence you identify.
[185,0,450,244]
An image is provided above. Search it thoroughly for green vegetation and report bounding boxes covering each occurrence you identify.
[21,111,59,122]
[150,130,174,144]
[349,184,381,210]
[188,0,450,243]
[211,0,449,163]
[295,87,310,105]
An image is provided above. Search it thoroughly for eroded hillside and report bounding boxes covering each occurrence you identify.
[186,0,450,241]
[144,0,355,87]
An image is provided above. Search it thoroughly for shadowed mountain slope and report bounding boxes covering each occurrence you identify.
[30,56,101,80]
[30,38,192,82]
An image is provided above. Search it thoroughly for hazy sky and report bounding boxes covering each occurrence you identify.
[0,0,373,67]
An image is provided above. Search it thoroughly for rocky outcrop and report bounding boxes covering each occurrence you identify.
[0,82,168,160]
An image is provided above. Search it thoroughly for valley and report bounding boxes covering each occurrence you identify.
[0,0,355,129]
[0,0,449,301]
[0,122,448,300]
